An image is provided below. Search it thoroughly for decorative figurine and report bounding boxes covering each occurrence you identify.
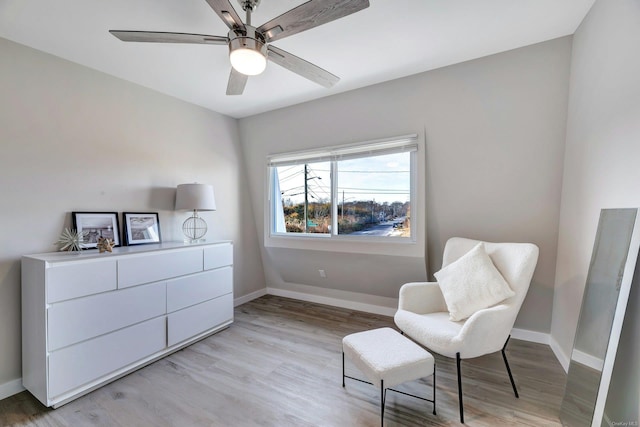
[97,236,115,253]
[56,228,86,252]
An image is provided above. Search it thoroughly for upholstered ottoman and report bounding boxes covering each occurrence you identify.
[342,327,436,425]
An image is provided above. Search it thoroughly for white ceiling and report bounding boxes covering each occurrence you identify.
[0,0,594,118]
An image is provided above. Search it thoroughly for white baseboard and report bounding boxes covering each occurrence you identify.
[234,288,267,307]
[572,349,604,372]
[266,287,397,317]
[549,335,570,372]
[0,378,24,401]
[510,328,550,345]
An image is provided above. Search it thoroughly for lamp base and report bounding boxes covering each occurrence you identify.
[183,236,207,244]
[182,214,208,242]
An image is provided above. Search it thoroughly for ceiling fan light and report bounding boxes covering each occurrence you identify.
[230,47,267,76]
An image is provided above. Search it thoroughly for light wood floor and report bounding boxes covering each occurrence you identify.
[0,295,567,426]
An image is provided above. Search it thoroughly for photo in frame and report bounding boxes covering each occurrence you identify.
[72,212,121,249]
[123,212,161,246]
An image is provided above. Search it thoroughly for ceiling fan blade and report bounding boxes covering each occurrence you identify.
[109,30,228,45]
[258,0,369,43]
[267,45,339,88]
[204,0,245,31]
[227,68,248,95]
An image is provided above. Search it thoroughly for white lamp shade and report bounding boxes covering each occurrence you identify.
[175,184,217,211]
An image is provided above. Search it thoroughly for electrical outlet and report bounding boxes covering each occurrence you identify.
[318,269,326,278]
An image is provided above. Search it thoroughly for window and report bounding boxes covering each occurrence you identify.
[269,135,417,240]
[274,161,332,234]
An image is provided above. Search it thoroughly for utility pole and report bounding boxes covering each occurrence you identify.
[304,164,308,233]
[371,199,375,223]
[341,190,345,221]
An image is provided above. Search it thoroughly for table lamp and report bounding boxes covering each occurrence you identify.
[175,183,216,242]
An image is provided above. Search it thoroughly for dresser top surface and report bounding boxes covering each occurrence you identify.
[24,240,233,263]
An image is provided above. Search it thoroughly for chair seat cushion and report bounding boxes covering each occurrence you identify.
[394,310,465,357]
[434,242,515,321]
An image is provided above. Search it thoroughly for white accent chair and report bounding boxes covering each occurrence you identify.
[394,237,539,423]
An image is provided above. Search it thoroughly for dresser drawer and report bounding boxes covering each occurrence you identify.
[48,316,166,399]
[203,243,233,271]
[167,267,233,313]
[47,282,166,351]
[167,293,233,347]
[117,248,203,288]
[47,260,117,303]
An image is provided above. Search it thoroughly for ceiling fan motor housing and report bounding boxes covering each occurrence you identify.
[228,25,267,75]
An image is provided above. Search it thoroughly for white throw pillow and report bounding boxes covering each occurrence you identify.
[434,243,515,321]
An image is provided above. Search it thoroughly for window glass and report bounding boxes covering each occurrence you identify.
[337,152,411,237]
[275,162,331,234]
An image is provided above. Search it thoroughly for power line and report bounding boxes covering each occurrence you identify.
[313,168,409,173]
[278,170,304,182]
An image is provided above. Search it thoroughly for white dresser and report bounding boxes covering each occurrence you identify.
[21,241,233,407]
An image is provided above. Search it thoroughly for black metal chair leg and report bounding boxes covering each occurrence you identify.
[380,380,386,426]
[432,363,437,415]
[502,335,519,398]
[456,352,464,424]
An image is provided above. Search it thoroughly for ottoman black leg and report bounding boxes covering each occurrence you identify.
[342,351,345,387]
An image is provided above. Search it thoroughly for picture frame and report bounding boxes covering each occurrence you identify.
[123,212,161,246]
[72,212,121,249]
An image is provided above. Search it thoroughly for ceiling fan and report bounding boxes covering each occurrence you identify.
[109,0,370,95]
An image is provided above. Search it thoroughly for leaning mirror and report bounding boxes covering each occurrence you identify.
[560,208,640,426]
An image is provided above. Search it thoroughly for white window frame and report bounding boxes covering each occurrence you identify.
[266,135,420,250]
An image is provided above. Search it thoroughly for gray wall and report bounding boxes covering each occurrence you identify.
[551,0,640,421]
[0,38,265,391]
[239,37,572,331]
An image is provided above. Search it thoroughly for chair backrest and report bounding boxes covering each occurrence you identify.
[442,237,539,310]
